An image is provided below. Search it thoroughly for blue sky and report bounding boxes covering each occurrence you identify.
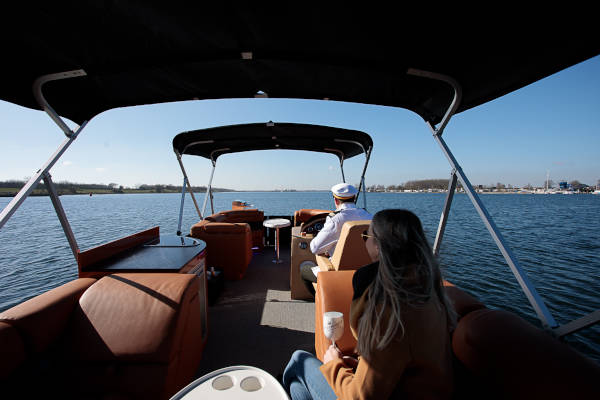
[1,55,599,191]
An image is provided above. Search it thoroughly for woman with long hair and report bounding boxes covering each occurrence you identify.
[283,209,457,399]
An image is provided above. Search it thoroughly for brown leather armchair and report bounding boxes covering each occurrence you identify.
[315,220,372,273]
[219,209,265,250]
[191,213,254,280]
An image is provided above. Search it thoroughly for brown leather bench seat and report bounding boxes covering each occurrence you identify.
[452,308,600,399]
[219,209,265,250]
[314,272,600,398]
[190,209,264,280]
[0,273,205,399]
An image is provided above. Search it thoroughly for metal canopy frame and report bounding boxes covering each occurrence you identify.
[412,68,599,336]
[0,70,89,262]
[335,138,372,210]
[0,67,597,339]
[174,124,374,221]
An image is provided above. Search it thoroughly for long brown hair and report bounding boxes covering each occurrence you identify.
[357,209,456,360]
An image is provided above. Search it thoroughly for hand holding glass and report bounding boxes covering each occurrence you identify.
[323,311,344,347]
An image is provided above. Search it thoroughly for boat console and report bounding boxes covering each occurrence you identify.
[77,226,207,279]
[289,209,332,299]
[298,213,329,235]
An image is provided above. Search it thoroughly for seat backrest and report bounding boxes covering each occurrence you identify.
[329,220,372,270]
[315,270,356,361]
[219,209,264,223]
[293,209,332,226]
[190,221,252,280]
[204,214,226,223]
[452,308,600,399]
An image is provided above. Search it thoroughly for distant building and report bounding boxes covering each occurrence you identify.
[559,181,569,190]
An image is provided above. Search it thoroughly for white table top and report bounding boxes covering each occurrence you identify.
[263,218,291,229]
[170,365,289,399]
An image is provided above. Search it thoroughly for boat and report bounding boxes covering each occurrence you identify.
[0,5,599,399]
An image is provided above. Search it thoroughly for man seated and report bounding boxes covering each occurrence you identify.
[300,183,373,297]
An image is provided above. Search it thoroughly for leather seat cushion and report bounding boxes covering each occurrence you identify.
[200,222,249,234]
[315,271,356,361]
[219,209,264,223]
[65,273,199,363]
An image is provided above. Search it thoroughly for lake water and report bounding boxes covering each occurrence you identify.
[1,191,599,362]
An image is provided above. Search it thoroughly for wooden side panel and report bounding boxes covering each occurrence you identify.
[77,226,159,276]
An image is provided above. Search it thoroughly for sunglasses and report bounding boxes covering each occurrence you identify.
[361,231,374,242]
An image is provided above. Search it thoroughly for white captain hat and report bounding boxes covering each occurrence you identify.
[331,183,358,200]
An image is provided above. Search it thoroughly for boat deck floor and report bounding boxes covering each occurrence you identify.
[195,245,315,378]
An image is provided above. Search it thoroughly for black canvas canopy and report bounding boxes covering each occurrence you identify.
[173,123,373,162]
[1,4,598,126]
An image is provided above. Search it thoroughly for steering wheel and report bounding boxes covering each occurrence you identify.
[300,213,329,234]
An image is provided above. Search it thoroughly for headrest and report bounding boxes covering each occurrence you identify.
[201,222,249,234]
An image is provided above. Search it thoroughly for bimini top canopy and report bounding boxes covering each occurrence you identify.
[173,123,373,162]
[1,5,599,126]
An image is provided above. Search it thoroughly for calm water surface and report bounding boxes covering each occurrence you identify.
[1,192,598,362]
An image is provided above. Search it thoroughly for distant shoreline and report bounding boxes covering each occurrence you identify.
[2,190,595,197]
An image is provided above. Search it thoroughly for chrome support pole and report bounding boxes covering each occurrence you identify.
[433,170,457,257]
[357,146,372,210]
[202,161,216,218]
[43,172,79,258]
[334,139,371,208]
[177,177,187,235]
[0,121,88,230]
[33,70,87,137]
[554,310,600,338]
[410,67,557,329]
[175,152,202,219]
[2,70,88,231]
[340,158,346,183]
[431,125,558,329]
[361,178,367,210]
[407,69,461,137]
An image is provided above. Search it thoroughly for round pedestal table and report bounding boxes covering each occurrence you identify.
[263,218,291,263]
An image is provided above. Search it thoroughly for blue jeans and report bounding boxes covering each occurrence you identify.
[283,350,337,400]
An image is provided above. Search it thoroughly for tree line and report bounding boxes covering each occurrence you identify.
[0,180,232,196]
[365,179,463,192]
[364,178,599,192]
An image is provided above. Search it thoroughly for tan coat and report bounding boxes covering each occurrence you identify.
[320,285,454,399]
